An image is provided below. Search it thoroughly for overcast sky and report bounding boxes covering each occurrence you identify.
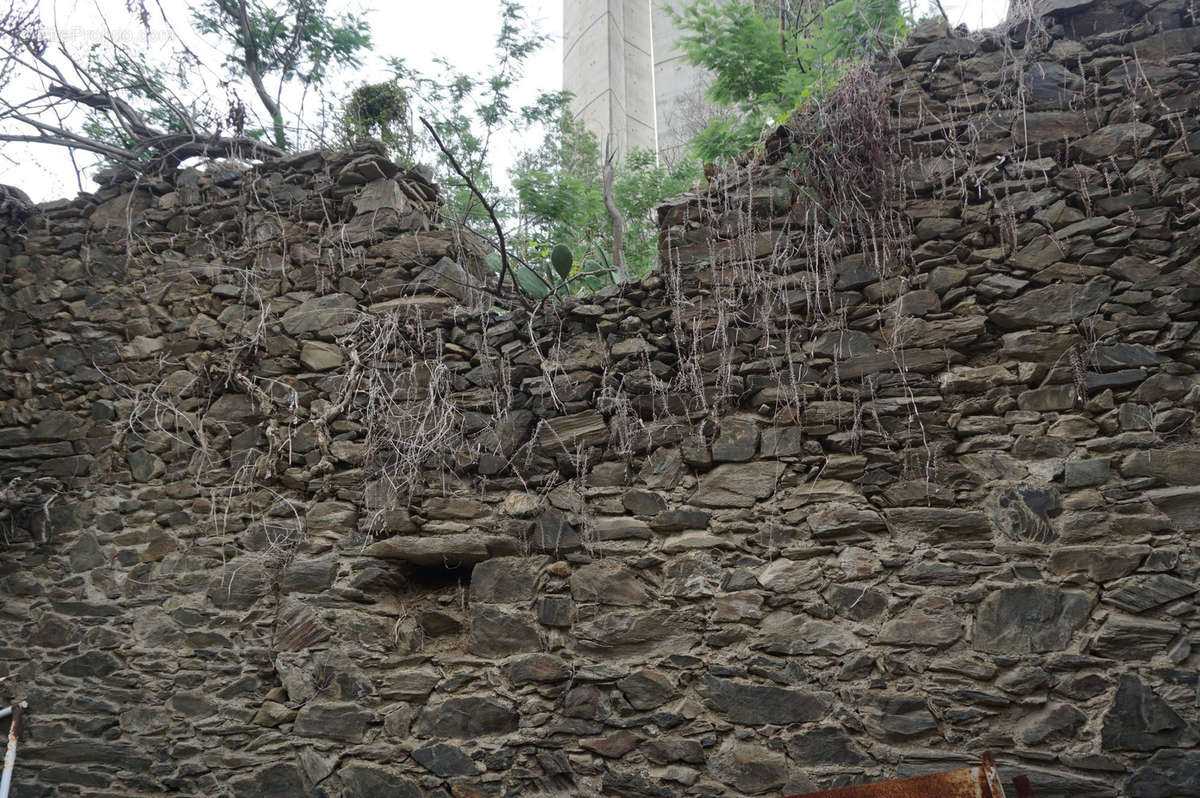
[1,0,1008,203]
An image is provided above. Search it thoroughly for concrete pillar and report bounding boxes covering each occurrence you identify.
[563,0,656,161]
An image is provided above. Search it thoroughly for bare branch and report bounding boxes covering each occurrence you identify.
[602,138,628,283]
[418,115,519,300]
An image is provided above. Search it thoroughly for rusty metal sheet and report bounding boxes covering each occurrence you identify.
[785,753,1009,798]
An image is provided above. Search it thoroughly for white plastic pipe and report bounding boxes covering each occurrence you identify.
[0,702,26,798]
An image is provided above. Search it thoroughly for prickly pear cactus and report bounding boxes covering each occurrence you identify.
[551,244,573,280]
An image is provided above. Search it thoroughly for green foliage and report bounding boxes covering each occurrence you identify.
[339,81,409,157]
[384,1,563,229]
[511,110,700,285]
[671,0,909,162]
[192,0,372,148]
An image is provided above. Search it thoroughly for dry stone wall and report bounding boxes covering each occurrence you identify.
[1,4,1199,797]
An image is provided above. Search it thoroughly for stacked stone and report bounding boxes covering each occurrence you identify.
[0,5,1198,798]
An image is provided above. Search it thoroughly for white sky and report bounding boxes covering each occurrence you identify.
[1,0,1008,203]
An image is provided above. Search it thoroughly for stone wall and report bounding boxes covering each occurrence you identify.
[1,5,1199,798]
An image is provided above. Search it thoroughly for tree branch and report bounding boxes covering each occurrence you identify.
[602,138,628,283]
[418,115,517,298]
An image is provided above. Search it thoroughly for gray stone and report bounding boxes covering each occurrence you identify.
[1101,675,1199,751]
[412,742,480,777]
[1047,545,1148,581]
[825,584,888,620]
[531,508,581,553]
[712,419,759,462]
[990,279,1112,329]
[758,615,863,656]
[281,293,358,336]
[571,561,651,606]
[293,703,372,743]
[1091,615,1180,659]
[1015,702,1086,744]
[808,503,886,539]
[651,508,711,531]
[709,740,788,795]
[1064,458,1110,487]
[1146,485,1200,530]
[1076,122,1157,161]
[1121,448,1200,484]
[60,650,119,678]
[415,696,518,738]
[617,669,675,710]
[504,653,571,684]
[574,609,692,653]
[467,605,541,656]
[704,676,833,725]
[1125,750,1200,798]
[861,694,937,739]
[974,586,1091,653]
[1012,110,1091,145]
[760,426,804,457]
[884,507,991,542]
[692,462,785,508]
[536,410,609,453]
[785,726,870,766]
[988,483,1061,542]
[365,533,500,565]
[878,604,963,648]
[339,764,422,798]
[470,556,547,603]
[1103,573,1197,613]
[68,532,106,571]
[621,489,667,515]
[1017,384,1078,412]
[642,737,705,764]
[280,556,338,593]
[230,763,307,798]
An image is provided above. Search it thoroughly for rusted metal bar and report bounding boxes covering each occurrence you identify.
[1,702,26,798]
[784,752,1010,798]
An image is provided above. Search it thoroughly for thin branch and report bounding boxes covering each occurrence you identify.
[418,115,516,298]
[602,138,628,283]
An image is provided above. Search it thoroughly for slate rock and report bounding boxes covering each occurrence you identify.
[617,669,675,710]
[785,726,870,766]
[988,483,1061,542]
[412,742,480,777]
[692,462,785,508]
[990,279,1112,329]
[642,737,705,765]
[293,703,372,743]
[861,694,938,739]
[1015,702,1087,744]
[470,556,548,603]
[415,697,518,738]
[230,763,307,798]
[339,764,422,798]
[504,653,571,684]
[574,609,692,653]
[467,604,541,657]
[1122,448,1200,484]
[60,651,119,678]
[708,740,789,795]
[1064,458,1110,487]
[1125,750,1200,798]
[530,508,581,553]
[974,586,1091,653]
[825,584,888,620]
[712,419,760,462]
[1101,675,1199,751]
[281,293,358,336]
[570,561,651,606]
[704,676,833,725]
[1091,614,1180,659]
[884,507,991,542]
[1102,573,1196,613]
